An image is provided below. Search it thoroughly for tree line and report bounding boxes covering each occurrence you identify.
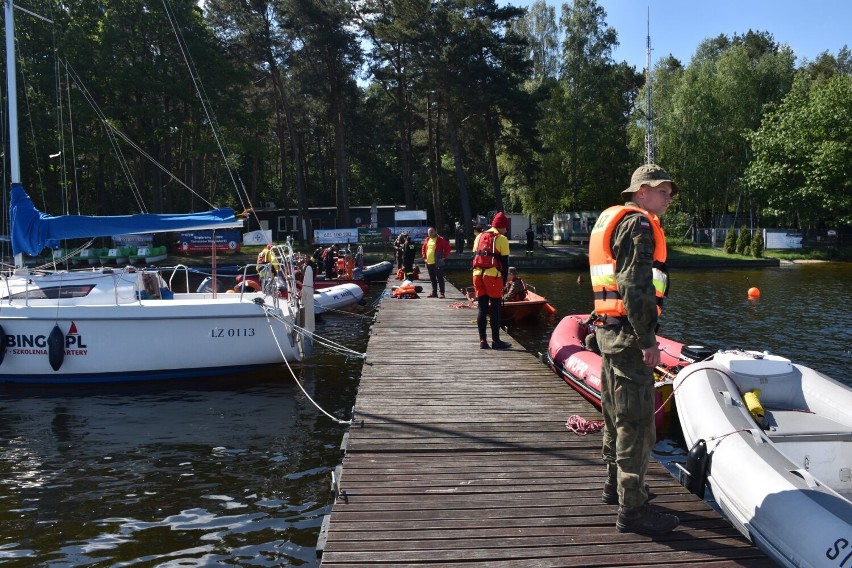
[4,0,850,243]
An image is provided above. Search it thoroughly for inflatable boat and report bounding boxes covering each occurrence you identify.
[673,351,852,567]
[463,287,557,324]
[547,314,706,433]
[359,260,394,283]
[313,282,365,315]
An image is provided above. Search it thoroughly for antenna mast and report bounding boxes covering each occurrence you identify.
[644,7,654,165]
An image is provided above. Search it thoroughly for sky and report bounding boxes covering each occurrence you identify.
[506,0,851,71]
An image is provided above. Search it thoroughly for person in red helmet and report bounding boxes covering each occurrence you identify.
[471,212,511,350]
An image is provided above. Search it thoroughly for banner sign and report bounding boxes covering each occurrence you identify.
[242,230,272,246]
[763,229,803,250]
[358,228,386,243]
[178,229,241,253]
[113,234,154,247]
[389,226,428,241]
[313,228,360,244]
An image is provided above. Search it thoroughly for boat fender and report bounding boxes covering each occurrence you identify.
[743,389,766,427]
[684,439,708,498]
[0,324,6,366]
[48,324,65,371]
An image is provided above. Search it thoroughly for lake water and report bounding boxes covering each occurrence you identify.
[1,262,849,566]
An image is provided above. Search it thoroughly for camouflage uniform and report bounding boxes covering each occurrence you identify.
[595,204,660,509]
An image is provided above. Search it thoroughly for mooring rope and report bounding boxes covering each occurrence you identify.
[262,305,368,360]
[262,306,355,426]
[565,415,604,435]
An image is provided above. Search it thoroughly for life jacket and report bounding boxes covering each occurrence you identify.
[510,279,528,301]
[256,247,279,272]
[589,205,668,320]
[472,230,502,270]
[392,285,417,299]
[257,247,272,264]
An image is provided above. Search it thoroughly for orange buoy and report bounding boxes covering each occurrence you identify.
[747,287,761,299]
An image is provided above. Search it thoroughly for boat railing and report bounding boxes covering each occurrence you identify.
[166,264,192,294]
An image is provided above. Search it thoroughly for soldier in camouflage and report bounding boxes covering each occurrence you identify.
[590,163,679,536]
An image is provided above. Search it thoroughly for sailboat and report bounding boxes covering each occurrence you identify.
[0,1,314,384]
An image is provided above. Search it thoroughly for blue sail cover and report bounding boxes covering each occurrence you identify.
[10,183,240,257]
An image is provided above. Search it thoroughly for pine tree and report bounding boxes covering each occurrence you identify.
[723,229,737,254]
[736,225,751,255]
[751,229,764,257]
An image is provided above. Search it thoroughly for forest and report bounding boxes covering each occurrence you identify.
[2,0,851,242]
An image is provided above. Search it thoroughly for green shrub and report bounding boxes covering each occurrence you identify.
[736,225,752,255]
[723,229,737,254]
[662,211,692,241]
[751,230,764,258]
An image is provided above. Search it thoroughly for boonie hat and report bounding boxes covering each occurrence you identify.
[621,163,679,201]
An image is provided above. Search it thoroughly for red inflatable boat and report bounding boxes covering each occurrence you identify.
[547,314,709,433]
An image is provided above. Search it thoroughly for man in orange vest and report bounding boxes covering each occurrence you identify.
[471,212,511,350]
[589,163,678,536]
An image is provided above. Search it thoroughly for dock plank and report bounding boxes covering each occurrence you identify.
[318,280,770,566]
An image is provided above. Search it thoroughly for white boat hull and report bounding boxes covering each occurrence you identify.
[0,297,303,382]
[674,351,852,567]
[313,282,364,315]
[0,246,314,383]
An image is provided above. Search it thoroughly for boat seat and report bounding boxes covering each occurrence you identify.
[765,409,852,442]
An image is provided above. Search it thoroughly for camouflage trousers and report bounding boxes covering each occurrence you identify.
[599,347,656,508]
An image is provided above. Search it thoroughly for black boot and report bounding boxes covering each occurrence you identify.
[602,470,618,505]
[616,504,679,535]
[603,478,654,505]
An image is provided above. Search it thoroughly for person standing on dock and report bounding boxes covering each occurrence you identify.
[589,163,678,535]
[525,225,535,256]
[402,234,417,281]
[455,224,465,254]
[422,227,452,298]
[322,243,338,281]
[472,212,511,350]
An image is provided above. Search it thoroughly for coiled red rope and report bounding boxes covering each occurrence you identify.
[565,415,604,435]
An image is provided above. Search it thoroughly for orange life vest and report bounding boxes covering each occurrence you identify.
[472,231,502,270]
[392,285,417,298]
[588,205,668,320]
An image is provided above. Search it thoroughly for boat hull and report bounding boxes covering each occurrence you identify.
[463,287,556,324]
[314,283,365,315]
[0,296,305,383]
[360,261,393,282]
[500,290,555,323]
[673,352,852,567]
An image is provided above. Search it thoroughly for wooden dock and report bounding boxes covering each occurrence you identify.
[317,280,770,567]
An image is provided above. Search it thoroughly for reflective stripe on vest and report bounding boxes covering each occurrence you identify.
[588,205,668,318]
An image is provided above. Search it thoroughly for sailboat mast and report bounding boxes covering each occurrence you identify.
[644,8,654,165]
[5,0,20,184]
